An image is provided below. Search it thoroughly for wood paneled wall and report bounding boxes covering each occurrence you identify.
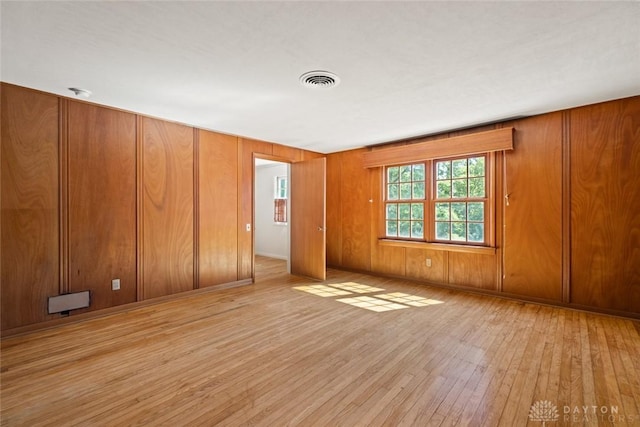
[67,101,137,311]
[141,117,195,299]
[326,154,342,267]
[1,85,60,330]
[370,165,406,278]
[198,130,238,287]
[327,96,640,318]
[2,82,638,332]
[570,98,640,313]
[238,138,272,280]
[0,83,322,333]
[339,149,372,271]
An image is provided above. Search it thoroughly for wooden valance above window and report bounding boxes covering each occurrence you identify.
[362,127,514,168]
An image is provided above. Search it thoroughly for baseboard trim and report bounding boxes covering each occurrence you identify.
[1,278,253,339]
[255,252,288,261]
[326,264,640,321]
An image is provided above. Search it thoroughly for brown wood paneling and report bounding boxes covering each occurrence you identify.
[494,150,504,291]
[199,130,238,287]
[193,129,199,289]
[448,252,496,290]
[59,99,69,296]
[272,143,303,163]
[502,113,563,301]
[301,150,324,161]
[238,138,272,280]
[67,102,137,311]
[326,153,342,266]
[570,96,640,313]
[340,149,372,271]
[4,82,638,329]
[369,165,405,276]
[1,84,60,330]
[141,117,194,299]
[405,248,446,283]
[371,245,406,277]
[562,112,571,303]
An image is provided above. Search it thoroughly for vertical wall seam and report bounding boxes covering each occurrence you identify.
[58,98,69,295]
[193,128,199,289]
[562,111,572,303]
[497,149,506,292]
[250,151,256,282]
[237,138,243,281]
[136,115,144,301]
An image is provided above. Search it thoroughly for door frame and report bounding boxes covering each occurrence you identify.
[253,154,292,277]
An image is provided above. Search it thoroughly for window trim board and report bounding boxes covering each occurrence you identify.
[378,238,496,255]
[362,127,513,168]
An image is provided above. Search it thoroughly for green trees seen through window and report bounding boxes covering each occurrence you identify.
[384,155,488,244]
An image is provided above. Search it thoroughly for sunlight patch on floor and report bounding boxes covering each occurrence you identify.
[293,282,445,312]
[327,282,385,294]
[336,296,409,312]
[375,292,444,307]
[292,285,352,297]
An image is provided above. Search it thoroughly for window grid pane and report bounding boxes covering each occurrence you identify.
[385,163,425,240]
[433,155,486,244]
[386,220,398,236]
[386,203,425,239]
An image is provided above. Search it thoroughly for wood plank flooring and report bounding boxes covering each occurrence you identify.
[2,256,639,426]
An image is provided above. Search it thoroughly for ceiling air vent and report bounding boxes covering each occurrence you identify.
[68,87,92,98]
[299,71,340,89]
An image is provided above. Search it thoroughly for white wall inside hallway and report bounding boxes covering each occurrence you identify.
[255,162,289,260]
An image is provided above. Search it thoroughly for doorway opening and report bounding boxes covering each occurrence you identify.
[254,158,290,277]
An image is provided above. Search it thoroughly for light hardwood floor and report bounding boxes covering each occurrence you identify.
[2,257,639,426]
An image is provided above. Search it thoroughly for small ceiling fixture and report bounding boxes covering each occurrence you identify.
[68,87,92,98]
[299,71,340,89]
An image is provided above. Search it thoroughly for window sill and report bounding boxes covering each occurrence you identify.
[378,239,496,255]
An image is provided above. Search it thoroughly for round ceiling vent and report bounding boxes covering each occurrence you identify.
[299,71,340,89]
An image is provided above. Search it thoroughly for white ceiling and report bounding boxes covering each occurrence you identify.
[2,1,639,154]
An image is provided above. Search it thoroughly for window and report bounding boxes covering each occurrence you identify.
[385,164,425,239]
[275,176,287,199]
[434,156,486,243]
[274,176,287,223]
[366,127,510,249]
[383,154,490,246]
